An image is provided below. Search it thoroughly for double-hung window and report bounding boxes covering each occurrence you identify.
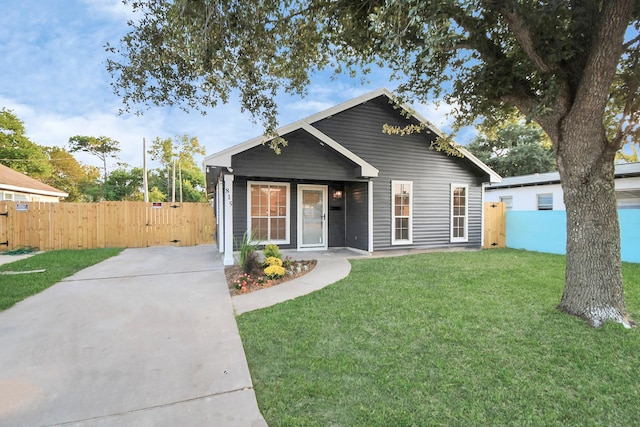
[451,184,468,242]
[392,181,413,244]
[248,182,290,244]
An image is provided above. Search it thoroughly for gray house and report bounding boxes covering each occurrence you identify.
[205,88,501,265]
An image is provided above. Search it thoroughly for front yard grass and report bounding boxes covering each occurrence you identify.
[0,248,123,311]
[237,249,640,426]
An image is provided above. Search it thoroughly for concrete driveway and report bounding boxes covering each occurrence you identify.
[0,245,267,427]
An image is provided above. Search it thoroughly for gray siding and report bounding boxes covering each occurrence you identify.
[328,183,346,247]
[345,182,369,250]
[231,128,361,181]
[313,96,486,250]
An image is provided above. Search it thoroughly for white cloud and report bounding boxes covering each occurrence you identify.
[80,0,137,20]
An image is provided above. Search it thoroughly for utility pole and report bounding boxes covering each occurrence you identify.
[172,157,176,203]
[143,138,149,202]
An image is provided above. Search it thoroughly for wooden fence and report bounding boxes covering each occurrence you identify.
[0,201,215,251]
[483,201,506,249]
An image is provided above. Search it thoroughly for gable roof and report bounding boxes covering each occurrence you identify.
[0,163,68,198]
[487,162,640,189]
[205,88,501,183]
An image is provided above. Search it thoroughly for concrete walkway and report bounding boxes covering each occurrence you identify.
[231,248,361,315]
[0,245,267,427]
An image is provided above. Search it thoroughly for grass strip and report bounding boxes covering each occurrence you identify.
[237,249,640,426]
[0,248,123,311]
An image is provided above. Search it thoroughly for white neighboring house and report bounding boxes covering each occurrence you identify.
[0,163,68,202]
[485,162,640,210]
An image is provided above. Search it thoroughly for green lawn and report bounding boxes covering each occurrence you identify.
[237,249,640,426]
[0,248,123,311]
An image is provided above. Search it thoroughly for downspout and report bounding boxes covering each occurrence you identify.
[481,182,486,248]
[368,180,374,253]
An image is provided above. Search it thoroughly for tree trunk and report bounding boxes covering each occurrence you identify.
[556,129,634,328]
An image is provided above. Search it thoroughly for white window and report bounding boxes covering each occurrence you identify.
[537,193,553,210]
[247,182,290,244]
[392,181,413,244]
[499,196,513,210]
[451,184,468,242]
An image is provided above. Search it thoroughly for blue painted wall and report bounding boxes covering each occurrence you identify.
[506,210,640,263]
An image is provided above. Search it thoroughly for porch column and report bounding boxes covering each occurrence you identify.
[223,174,235,266]
[217,179,224,253]
[368,180,374,253]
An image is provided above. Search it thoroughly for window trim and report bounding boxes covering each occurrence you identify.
[537,193,553,210]
[247,181,291,245]
[391,180,413,245]
[450,183,469,243]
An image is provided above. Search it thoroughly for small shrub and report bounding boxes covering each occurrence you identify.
[232,273,258,292]
[263,244,282,259]
[263,256,283,268]
[283,255,292,268]
[238,231,259,273]
[264,264,286,279]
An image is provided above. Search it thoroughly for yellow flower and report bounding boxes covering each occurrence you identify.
[264,264,286,279]
[263,256,283,267]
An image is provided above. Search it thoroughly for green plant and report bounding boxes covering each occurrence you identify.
[0,248,123,311]
[238,231,259,273]
[237,250,640,426]
[263,244,282,260]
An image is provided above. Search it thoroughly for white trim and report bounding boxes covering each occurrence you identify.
[391,180,413,245]
[204,88,499,183]
[223,174,235,265]
[368,180,374,253]
[299,123,378,177]
[247,181,291,245]
[297,184,328,250]
[217,179,224,253]
[0,184,68,198]
[450,183,469,243]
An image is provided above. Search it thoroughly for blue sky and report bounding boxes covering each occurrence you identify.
[0,0,471,171]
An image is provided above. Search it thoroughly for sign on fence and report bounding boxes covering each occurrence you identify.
[0,201,215,251]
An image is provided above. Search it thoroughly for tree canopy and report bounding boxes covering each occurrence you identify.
[467,120,556,177]
[0,108,52,179]
[108,0,640,327]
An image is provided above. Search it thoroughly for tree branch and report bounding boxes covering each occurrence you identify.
[499,7,555,74]
[571,0,632,122]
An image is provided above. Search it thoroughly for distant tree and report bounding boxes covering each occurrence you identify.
[42,147,98,202]
[467,121,556,177]
[148,135,206,202]
[147,186,166,202]
[68,135,121,184]
[103,166,144,201]
[616,144,639,163]
[0,108,52,179]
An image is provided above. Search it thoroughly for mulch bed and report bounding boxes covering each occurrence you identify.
[225,260,317,296]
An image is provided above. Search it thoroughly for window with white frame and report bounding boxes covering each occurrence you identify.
[537,193,553,210]
[392,181,413,244]
[499,196,513,210]
[451,184,468,242]
[248,182,290,244]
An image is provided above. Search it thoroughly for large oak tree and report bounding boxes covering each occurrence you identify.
[108,0,640,327]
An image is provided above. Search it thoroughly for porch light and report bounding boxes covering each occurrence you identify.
[333,190,343,200]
